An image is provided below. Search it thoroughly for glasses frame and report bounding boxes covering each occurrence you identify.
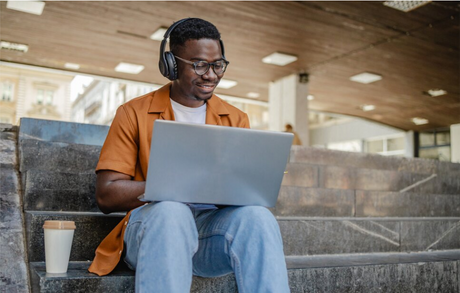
[174,55,229,76]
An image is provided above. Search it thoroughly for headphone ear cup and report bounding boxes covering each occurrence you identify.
[164,52,177,80]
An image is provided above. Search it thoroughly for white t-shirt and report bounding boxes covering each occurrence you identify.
[170,98,217,211]
[170,98,207,125]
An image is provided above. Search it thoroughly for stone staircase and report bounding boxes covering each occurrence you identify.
[2,118,460,292]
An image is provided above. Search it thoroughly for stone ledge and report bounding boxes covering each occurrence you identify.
[29,250,460,293]
[286,249,460,269]
[19,118,109,146]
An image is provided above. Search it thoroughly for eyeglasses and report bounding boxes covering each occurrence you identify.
[174,55,229,76]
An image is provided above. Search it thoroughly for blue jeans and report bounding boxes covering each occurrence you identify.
[123,201,290,293]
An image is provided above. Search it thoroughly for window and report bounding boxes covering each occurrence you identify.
[366,140,383,153]
[365,134,405,156]
[388,137,404,152]
[36,88,54,105]
[37,89,44,104]
[418,129,450,161]
[1,81,15,101]
[328,140,362,152]
[45,90,54,105]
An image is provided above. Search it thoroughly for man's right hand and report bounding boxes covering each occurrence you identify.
[95,170,146,214]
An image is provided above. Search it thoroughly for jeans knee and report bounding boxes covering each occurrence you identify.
[136,201,194,230]
[154,201,190,214]
[233,206,279,232]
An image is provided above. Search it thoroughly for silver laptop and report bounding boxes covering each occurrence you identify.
[143,120,293,207]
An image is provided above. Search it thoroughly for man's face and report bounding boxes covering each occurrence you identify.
[172,38,224,106]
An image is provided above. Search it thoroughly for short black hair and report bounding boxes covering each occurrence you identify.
[170,18,221,53]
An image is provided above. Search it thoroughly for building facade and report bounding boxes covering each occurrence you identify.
[0,65,73,125]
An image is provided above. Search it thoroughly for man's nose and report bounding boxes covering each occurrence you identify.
[201,66,219,80]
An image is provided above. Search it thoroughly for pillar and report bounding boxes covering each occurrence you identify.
[268,74,309,146]
[451,124,460,163]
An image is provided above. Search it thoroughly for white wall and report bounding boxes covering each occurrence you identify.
[310,118,404,146]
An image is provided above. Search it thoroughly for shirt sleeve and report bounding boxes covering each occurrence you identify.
[241,113,251,129]
[96,105,139,177]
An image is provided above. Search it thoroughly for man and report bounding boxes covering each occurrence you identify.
[88,18,290,293]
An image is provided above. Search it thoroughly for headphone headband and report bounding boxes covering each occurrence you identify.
[158,18,226,80]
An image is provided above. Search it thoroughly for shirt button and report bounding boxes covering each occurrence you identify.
[119,250,122,255]
[124,221,128,225]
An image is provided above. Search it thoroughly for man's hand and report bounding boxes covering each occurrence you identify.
[96,170,146,214]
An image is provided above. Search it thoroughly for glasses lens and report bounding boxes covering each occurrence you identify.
[194,61,210,75]
[213,60,227,75]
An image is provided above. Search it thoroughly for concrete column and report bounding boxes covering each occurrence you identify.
[268,74,309,146]
[404,131,415,158]
[451,124,460,163]
[15,75,27,124]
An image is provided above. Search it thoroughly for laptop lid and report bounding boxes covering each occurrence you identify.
[144,120,293,207]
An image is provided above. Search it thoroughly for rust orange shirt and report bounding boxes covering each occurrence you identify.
[88,83,250,276]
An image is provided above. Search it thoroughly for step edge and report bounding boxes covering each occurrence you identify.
[286,249,460,269]
[25,210,126,217]
[25,212,460,221]
[276,216,460,221]
[30,249,460,274]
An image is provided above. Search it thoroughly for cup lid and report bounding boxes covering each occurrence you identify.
[43,220,76,230]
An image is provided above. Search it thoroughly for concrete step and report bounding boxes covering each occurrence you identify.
[273,186,460,217]
[18,140,460,195]
[290,145,460,176]
[25,211,125,262]
[19,139,101,174]
[282,162,460,194]
[278,217,460,256]
[25,211,460,262]
[354,190,460,217]
[29,250,460,293]
[23,169,460,218]
[23,170,98,212]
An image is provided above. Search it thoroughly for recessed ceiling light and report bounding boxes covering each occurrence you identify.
[1,41,28,53]
[412,117,429,125]
[262,52,297,66]
[64,63,80,70]
[6,1,45,15]
[247,92,260,98]
[383,0,431,12]
[350,72,382,84]
[359,104,376,111]
[150,27,168,41]
[307,95,315,101]
[217,79,237,89]
[115,62,145,74]
[426,89,447,97]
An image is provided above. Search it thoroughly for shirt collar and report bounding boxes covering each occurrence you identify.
[148,82,230,117]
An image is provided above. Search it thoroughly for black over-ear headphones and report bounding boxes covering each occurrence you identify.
[158,18,226,81]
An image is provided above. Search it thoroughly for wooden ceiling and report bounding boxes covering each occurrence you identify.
[1,1,459,131]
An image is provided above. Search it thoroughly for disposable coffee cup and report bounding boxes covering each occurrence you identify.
[43,220,76,274]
